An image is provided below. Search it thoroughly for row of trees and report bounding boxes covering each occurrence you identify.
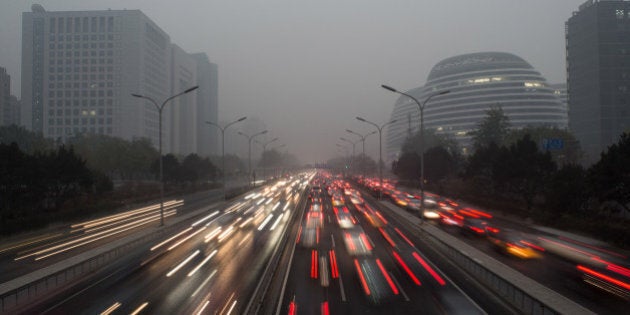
[0,142,113,234]
[392,106,630,223]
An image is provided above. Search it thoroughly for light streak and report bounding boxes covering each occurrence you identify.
[192,211,219,227]
[258,214,274,231]
[99,302,121,315]
[192,269,217,297]
[151,227,193,251]
[204,227,222,243]
[412,252,446,285]
[130,302,149,315]
[167,227,206,251]
[166,250,200,277]
[270,214,283,231]
[188,250,218,277]
[376,259,399,294]
[195,300,210,315]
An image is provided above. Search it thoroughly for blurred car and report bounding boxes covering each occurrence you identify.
[343,227,373,256]
[460,218,490,236]
[301,227,318,248]
[487,229,542,259]
[390,192,409,208]
[305,211,323,229]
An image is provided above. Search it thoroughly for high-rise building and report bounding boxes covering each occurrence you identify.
[21,5,171,145]
[386,52,567,161]
[20,5,217,156]
[566,0,630,164]
[191,53,219,157]
[0,67,20,127]
[168,44,198,156]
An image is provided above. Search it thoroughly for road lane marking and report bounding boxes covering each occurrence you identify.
[390,273,410,301]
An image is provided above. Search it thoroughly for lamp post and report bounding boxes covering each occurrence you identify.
[238,130,268,187]
[346,129,377,179]
[255,137,279,182]
[381,84,450,218]
[356,116,397,199]
[345,129,377,157]
[206,116,247,199]
[340,137,359,174]
[131,85,199,227]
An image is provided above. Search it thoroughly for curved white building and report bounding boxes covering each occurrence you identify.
[386,52,568,161]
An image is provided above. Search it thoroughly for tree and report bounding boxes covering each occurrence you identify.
[70,134,158,180]
[401,128,460,157]
[0,125,54,153]
[151,154,180,183]
[392,151,420,181]
[544,164,587,214]
[179,154,218,183]
[505,126,582,165]
[470,105,511,149]
[495,134,557,210]
[588,133,630,215]
[464,142,503,196]
[39,146,94,210]
[424,146,457,184]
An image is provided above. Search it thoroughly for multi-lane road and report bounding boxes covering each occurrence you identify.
[14,177,308,314]
[2,172,628,314]
[275,179,489,315]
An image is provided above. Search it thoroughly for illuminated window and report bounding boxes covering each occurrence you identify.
[616,9,625,19]
[524,82,542,88]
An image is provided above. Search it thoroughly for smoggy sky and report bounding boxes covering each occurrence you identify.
[0,0,587,164]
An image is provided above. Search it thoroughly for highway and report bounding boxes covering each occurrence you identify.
[18,176,310,314]
[0,189,226,284]
[276,176,490,314]
[4,172,626,314]
[388,184,630,314]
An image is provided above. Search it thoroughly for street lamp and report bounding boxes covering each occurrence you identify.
[346,129,377,178]
[255,137,279,181]
[382,84,450,218]
[238,130,268,187]
[340,137,360,173]
[131,85,199,227]
[356,116,397,199]
[206,116,247,199]
[346,129,377,157]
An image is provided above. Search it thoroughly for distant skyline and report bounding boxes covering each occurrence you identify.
[0,0,587,163]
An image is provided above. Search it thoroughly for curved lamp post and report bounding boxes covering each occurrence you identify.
[346,129,377,178]
[381,84,450,218]
[356,116,397,199]
[255,137,279,181]
[132,85,198,227]
[238,130,268,187]
[206,116,247,198]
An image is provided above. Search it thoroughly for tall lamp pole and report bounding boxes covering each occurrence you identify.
[346,129,377,178]
[356,116,397,199]
[238,130,268,187]
[340,137,359,173]
[206,116,247,199]
[131,85,199,227]
[255,137,279,181]
[345,129,377,157]
[381,84,450,218]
